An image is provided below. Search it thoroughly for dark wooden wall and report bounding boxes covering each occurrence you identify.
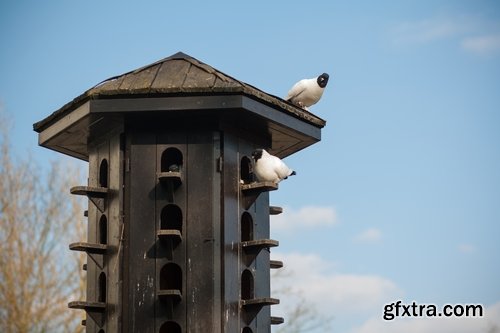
[80,121,275,333]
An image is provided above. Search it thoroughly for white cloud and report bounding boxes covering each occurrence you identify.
[350,301,500,333]
[354,228,383,243]
[390,17,469,45]
[271,252,500,333]
[458,243,476,254]
[270,205,337,232]
[461,34,500,55]
[390,15,500,56]
[271,252,401,319]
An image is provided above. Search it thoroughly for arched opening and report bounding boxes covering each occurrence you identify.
[241,212,253,242]
[98,272,106,303]
[99,214,107,245]
[160,204,182,233]
[242,328,253,333]
[161,148,183,173]
[99,159,108,188]
[241,269,254,300]
[160,263,182,291]
[240,156,253,184]
[159,321,181,333]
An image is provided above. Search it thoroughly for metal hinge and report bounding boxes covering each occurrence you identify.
[217,156,223,172]
[125,158,130,172]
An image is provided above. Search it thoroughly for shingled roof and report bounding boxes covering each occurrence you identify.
[34,52,325,132]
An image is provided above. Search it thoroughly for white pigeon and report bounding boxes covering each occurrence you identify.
[285,73,329,110]
[252,149,296,184]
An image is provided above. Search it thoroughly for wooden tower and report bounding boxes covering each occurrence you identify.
[33,52,325,333]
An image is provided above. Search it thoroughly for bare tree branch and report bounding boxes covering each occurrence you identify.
[272,268,333,333]
[0,110,86,333]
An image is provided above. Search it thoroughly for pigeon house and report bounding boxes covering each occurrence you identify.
[33,52,326,332]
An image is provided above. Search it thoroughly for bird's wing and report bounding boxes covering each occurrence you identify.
[271,157,293,180]
[285,79,308,101]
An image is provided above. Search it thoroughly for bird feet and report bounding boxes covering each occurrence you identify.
[296,101,309,111]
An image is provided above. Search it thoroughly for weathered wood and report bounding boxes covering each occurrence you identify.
[157,229,182,244]
[183,64,216,89]
[241,297,280,307]
[157,171,182,187]
[151,60,191,91]
[68,301,106,327]
[222,133,241,332]
[271,316,284,325]
[186,130,218,332]
[124,130,157,333]
[241,182,278,192]
[269,206,283,215]
[158,289,182,302]
[70,186,108,197]
[155,131,188,332]
[69,242,107,254]
[68,301,106,311]
[270,260,283,269]
[119,63,161,93]
[241,239,279,251]
[35,51,327,333]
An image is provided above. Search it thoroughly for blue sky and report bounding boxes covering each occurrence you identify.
[1,1,499,332]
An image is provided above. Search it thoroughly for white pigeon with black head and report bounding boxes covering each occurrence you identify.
[252,149,296,184]
[285,73,329,110]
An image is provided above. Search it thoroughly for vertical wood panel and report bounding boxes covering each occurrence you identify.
[186,130,216,332]
[106,131,124,333]
[126,129,157,332]
[222,133,242,332]
[97,139,110,332]
[86,145,99,332]
[155,131,188,331]
[238,137,272,333]
[254,192,272,331]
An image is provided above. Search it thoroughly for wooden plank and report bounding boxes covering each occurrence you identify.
[252,142,273,330]
[241,96,322,141]
[85,144,99,332]
[241,182,278,192]
[70,185,108,197]
[241,239,279,251]
[213,77,242,91]
[155,131,188,331]
[69,242,107,254]
[68,301,106,311]
[183,64,216,89]
[91,75,126,95]
[106,131,124,333]
[222,133,241,332]
[241,297,279,307]
[91,96,242,113]
[151,60,191,90]
[186,130,217,331]
[269,206,283,215]
[38,102,90,146]
[89,95,321,160]
[157,289,182,302]
[157,229,182,243]
[119,63,161,93]
[125,129,157,332]
[270,260,283,269]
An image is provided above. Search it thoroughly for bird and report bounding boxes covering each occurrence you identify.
[251,149,296,184]
[168,164,180,172]
[285,73,329,110]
